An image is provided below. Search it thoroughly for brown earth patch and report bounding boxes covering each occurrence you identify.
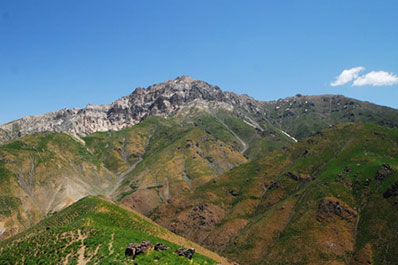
[204,218,249,251]
[227,198,297,265]
[350,244,374,265]
[121,188,160,215]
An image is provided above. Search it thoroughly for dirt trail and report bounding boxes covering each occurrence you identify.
[76,230,88,265]
[109,233,114,255]
[62,230,88,265]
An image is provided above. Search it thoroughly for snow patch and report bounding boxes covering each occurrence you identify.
[279,129,298,142]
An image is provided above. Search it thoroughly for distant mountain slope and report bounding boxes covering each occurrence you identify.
[0,132,116,240]
[151,123,398,265]
[0,196,231,265]
[82,115,250,215]
[264,94,398,140]
[1,76,398,146]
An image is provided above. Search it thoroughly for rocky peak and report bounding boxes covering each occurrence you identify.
[0,76,264,143]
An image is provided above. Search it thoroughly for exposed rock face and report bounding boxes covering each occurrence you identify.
[0,76,264,143]
[317,197,357,222]
[383,181,398,198]
[374,163,395,181]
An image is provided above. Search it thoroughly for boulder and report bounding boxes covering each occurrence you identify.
[125,243,138,258]
[125,241,152,259]
[229,190,240,197]
[154,242,170,251]
[176,247,195,259]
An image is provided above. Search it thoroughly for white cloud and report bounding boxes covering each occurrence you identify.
[352,71,398,86]
[331,67,365,87]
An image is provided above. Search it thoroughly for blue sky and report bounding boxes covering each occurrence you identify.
[1,0,397,124]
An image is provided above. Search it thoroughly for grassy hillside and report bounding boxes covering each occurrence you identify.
[83,115,249,215]
[264,94,398,140]
[191,109,294,159]
[0,196,230,265]
[83,111,292,215]
[0,109,291,240]
[151,123,398,265]
[0,132,116,240]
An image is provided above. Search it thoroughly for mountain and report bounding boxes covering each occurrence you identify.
[151,123,398,265]
[0,77,300,240]
[0,116,248,240]
[0,110,294,240]
[1,76,398,145]
[0,76,267,144]
[0,196,231,265]
[1,76,398,264]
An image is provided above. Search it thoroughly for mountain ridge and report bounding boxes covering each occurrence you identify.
[2,76,398,145]
[0,76,263,144]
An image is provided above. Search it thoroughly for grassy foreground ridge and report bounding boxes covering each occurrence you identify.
[0,196,230,265]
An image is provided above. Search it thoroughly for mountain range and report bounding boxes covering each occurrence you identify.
[1,76,398,265]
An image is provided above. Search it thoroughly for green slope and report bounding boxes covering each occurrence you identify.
[264,94,398,140]
[0,196,230,265]
[0,109,290,241]
[83,111,291,215]
[151,123,398,265]
[0,132,116,240]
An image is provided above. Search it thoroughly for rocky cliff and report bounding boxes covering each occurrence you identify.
[0,76,263,143]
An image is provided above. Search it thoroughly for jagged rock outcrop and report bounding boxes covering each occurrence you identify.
[0,76,264,143]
